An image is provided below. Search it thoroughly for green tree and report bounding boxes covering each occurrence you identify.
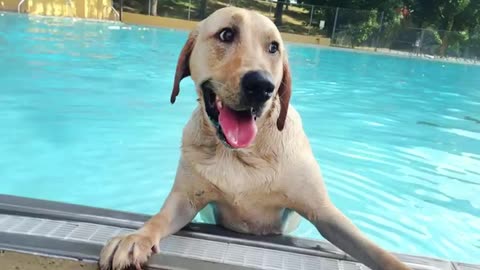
[274,1,285,26]
[274,0,290,26]
[298,0,405,47]
[298,0,480,55]
[410,0,472,56]
[453,0,480,33]
[198,0,208,19]
[338,9,380,47]
[438,0,470,55]
[466,25,480,58]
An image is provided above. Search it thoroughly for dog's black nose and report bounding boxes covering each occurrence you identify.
[241,71,275,105]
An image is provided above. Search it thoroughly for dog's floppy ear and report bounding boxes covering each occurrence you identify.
[170,31,197,104]
[276,58,292,131]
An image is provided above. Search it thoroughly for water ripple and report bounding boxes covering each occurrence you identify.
[1,13,479,264]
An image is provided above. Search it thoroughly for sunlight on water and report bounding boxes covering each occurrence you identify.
[0,13,479,263]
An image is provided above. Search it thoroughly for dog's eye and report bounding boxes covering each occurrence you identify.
[218,28,235,43]
[268,41,279,54]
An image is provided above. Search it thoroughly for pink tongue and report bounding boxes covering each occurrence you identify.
[218,105,257,148]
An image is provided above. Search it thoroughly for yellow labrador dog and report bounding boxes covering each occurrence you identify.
[99,7,411,270]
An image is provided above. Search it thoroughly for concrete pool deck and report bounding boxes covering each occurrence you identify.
[1,194,479,270]
[2,8,477,66]
[120,12,480,66]
[1,251,97,270]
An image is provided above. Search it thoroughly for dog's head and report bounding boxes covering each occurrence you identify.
[170,7,291,149]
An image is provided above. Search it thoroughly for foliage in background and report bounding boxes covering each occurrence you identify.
[117,0,480,58]
[298,0,480,56]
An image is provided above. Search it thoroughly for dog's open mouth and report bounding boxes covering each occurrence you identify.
[202,83,258,149]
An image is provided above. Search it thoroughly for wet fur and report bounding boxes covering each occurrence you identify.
[99,7,411,270]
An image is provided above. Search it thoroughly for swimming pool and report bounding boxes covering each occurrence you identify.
[0,11,479,263]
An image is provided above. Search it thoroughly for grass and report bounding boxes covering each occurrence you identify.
[117,0,330,36]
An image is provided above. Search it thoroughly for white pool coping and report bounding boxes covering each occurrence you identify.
[0,194,478,270]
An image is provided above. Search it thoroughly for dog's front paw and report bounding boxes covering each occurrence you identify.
[99,233,159,270]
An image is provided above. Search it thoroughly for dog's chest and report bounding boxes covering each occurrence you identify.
[193,149,280,194]
[213,198,288,235]
[197,182,289,233]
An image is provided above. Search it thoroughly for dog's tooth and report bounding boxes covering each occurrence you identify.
[213,94,222,109]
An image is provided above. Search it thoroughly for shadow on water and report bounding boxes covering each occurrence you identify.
[465,116,480,124]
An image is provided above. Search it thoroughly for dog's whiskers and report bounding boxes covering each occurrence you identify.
[210,80,234,97]
[211,80,228,89]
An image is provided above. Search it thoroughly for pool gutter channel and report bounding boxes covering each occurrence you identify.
[0,195,478,270]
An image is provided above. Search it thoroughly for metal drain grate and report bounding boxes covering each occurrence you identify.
[0,213,458,270]
[160,238,364,270]
[454,264,480,270]
[0,214,370,270]
[0,214,133,243]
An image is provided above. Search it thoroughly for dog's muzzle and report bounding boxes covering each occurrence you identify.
[241,70,275,109]
[200,71,275,149]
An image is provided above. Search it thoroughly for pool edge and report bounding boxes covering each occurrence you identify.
[0,194,478,270]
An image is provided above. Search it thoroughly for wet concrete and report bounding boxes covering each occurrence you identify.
[0,250,97,270]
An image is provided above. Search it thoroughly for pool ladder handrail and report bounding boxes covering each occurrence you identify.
[17,0,26,13]
[104,5,119,21]
[65,0,75,18]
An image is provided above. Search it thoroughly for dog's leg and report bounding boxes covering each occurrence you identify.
[286,159,411,270]
[310,203,410,270]
[98,191,200,270]
[99,162,208,270]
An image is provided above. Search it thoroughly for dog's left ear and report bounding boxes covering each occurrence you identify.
[276,58,292,131]
[170,31,197,104]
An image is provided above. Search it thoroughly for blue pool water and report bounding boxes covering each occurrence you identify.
[1,12,479,263]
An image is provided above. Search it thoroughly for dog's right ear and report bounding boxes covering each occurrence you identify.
[170,31,197,104]
[276,58,292,131]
